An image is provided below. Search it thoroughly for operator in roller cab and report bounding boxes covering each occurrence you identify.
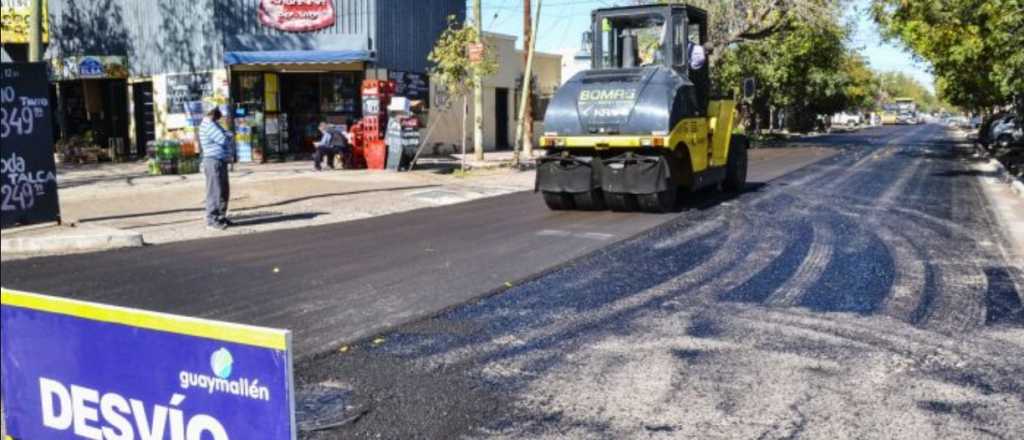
[536,4,748,213]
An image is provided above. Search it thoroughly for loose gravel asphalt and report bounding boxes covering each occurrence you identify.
[295,125,1023,439]
[3,125,1022,439]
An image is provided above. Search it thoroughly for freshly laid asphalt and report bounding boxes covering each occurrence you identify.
[294,125,1021,439]
[0,145,829,357]
[4,125,1023,439]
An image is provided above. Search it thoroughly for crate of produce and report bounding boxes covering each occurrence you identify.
[177,158,200,175]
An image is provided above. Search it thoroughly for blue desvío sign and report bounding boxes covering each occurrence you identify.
[1,289,296,440]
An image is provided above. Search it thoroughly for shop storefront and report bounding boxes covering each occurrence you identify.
[49,55,133,161]
[28,0,462,163]
[225,53,370,160]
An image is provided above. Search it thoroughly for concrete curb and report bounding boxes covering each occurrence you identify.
[976,144,1024,199]
[1,225,144,255]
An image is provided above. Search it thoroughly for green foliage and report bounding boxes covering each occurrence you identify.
[427,16,499,107]
[842,54,882,112]
[659,0,844,61]
[714,17,873,131]
[871,0,1023,111]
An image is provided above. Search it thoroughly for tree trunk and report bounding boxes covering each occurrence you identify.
[472,0,485,161]
[522,0,534,157]
[462,96,469,172]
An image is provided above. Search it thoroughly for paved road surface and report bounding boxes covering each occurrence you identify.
[5,125,1021,439]
[291,125,1022,439]
[1,144,831,358]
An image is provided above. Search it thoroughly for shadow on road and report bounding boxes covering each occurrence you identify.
[77,185,441,223]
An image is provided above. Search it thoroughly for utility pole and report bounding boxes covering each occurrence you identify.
[472,0,485,160]
[29,0,43,62]
[522,0,534,157]
[513,0,541,165]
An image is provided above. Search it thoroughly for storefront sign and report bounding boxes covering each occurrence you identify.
[259,0,336,32]
[1,62,59,228]
[389,71,430,104]
[166,73,214,115]
[50,56,130,80]
[0,0,49,44]
[0,288,297,440]
[467,43,485,63]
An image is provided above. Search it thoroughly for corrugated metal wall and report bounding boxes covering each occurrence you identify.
[48,0,222,75]
[46,0,461,76]
[219,0,375,53]
[375,0,464,73]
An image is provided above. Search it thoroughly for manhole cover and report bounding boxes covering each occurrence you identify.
[295,383,368,432]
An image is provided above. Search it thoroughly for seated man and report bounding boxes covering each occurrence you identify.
[312,122,336,171]
[331,122,353,169]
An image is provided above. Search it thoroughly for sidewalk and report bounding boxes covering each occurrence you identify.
[2,156,535,261]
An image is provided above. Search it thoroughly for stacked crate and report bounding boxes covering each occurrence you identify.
[360,79,396,170]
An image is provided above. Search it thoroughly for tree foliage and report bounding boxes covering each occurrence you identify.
[714,13,875,131]
[871,0,1023,111]
[427,16,498,107]
[659,0,846,62]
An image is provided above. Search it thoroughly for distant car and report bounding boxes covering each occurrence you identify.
[945,116,969,128]
[831,112,863,127]
[970,116,983,129]
[896,112,918,125]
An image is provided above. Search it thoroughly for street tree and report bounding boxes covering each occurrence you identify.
[427,16,498,170]
[658,0,847,63]
[715,16,863,132]
[871,0,1023,112]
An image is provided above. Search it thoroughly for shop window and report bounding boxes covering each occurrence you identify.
[232,72,264,108]
[319,73,360,114]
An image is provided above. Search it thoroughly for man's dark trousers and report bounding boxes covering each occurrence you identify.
[203,158,230,225]
[314,146,336,170]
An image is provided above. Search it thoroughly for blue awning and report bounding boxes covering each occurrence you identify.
[224,50,373,66]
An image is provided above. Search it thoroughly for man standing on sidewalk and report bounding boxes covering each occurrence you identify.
[199,108,234,230]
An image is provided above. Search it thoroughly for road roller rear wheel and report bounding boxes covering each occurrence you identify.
[542,191,574,210]
[572,188,606,211]
[637,182,678,213]
[605,192,638,212]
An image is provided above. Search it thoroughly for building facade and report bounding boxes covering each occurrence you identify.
[427,32,562,153]
[17,0,463,160]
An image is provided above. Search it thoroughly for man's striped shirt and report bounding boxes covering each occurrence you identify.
[199,119,233,161]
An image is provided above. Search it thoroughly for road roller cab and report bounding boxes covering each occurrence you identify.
[536,4,748,212]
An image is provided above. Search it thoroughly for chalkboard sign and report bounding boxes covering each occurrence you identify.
[1,62,60,228]
[166,72,213,114]
[389,71,430,105]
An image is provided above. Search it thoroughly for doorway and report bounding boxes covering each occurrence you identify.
[495,87,510,150]
[277,72,363,156]
[132,82,156,156]
[56,79,130,157]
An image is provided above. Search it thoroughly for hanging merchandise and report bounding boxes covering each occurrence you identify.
[235,122,254,163]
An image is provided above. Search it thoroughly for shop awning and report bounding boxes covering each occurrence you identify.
[224,50,373,66]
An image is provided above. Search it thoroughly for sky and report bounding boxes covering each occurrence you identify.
[472,0,936,92]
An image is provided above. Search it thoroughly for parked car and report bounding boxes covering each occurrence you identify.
[831,112,863,127]
[977,113,1011,148]
[992,116,1020,148]
[896,112,919,125]
[945,116,969,128]
[970,116,984,129]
